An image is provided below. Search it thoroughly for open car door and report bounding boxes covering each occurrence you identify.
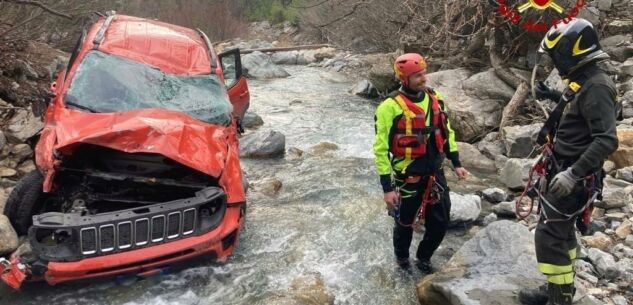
[219,48,250,123]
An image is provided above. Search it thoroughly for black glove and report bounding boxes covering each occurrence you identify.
[534,81,562,102]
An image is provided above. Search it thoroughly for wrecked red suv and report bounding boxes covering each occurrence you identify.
[1,13,250,289]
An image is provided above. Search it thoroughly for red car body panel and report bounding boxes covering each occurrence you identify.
[1,14,248,289]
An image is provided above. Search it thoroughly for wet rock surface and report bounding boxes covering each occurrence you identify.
[416,220,544,305]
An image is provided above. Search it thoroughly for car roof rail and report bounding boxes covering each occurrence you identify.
[93,10,117,50]
[196,28,218,73]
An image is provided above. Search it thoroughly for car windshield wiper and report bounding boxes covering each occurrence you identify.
[64,96,99,113]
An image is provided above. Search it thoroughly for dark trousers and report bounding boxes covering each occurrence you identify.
[535,165,587,285]
[393,170,451,261]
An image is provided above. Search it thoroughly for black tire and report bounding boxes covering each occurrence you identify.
[3,170,46,236]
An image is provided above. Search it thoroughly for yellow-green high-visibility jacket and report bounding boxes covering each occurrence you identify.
[373,90,460,179]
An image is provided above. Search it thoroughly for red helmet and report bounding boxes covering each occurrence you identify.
[393,53,427,86]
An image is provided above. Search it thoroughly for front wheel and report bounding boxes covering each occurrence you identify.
[3,170,46,236]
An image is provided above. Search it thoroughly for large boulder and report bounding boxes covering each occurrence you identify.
[502,124,542,158]
[242,51,290,79]
[240,130,286,158]
[476,132,507,160]
[271,51,300,65]
[5,109,44,144]
[455,142,497,174]
[601,35,633,62]
[242,111,264,129]
[449,192,482,225]
[462,68,515,100]
[416,220,544,305]
[427,68,505,142]
[587,248,620,279]
[482,187,508,204]
[608,127,633,169]
[0,215,18,255]
[349,80,378,98]
[367,56,397,93]
[622,58,633,77]
[500,158,536,190]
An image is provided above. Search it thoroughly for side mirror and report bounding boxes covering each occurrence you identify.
[218,48,243,89]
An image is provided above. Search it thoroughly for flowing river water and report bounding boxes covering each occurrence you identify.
[1,65,502,305]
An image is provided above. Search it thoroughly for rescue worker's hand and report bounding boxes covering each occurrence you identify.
[548,167,581,198]
[455,167,468,180]
[534,81,563,102]
[383,191,399,210]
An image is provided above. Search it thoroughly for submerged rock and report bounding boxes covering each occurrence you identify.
[240,130,286,158]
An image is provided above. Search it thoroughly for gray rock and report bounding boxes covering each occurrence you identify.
[349,80,378,98]
[462,68,516,100]
[622,58,633,77]
[0,189,6,216]
[449,192,481,225]
[11,144,32,163]
[579,6,601,26]
[502,124,543,158]
[600,35,631,49]
[611,244,633,259]
[242,51,290,79]
[589,220,608,235]
[587,248,620,279]
[606,19,633,36]
[482,187,507,203]
[0,131,5,151]
[427,68,505,142]
[500,158,536,190]
[615,166,633,183]
[476,132,507,159]
[595,186,630,209]
[455,142,497,174]
[576,295,606,305]
[0,215,18,255]
[271,51,299,65]
[242,112,264,129]
[604,160,616,173]
[368,57,398,93]
[626,235,633,248]
[416,220,544,305]
[612,295,628,305]
[596,0,612,11]
[482,213,498,226]
[240,130,286,158]
[492,201,517,217]
[5,110,44,143]
[577,271,599,285]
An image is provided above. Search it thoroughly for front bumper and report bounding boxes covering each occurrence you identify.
[0,188,245,290]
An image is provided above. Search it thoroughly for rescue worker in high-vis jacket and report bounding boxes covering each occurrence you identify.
[373,53,468,273]
[519,18,618,305]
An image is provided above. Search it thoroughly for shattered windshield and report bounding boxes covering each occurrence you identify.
[65,51,232,125]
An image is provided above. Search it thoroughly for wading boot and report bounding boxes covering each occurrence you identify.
[518,284,548,305]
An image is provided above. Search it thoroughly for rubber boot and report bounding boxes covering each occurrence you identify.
[518,284,548,305]
[546,283,573,305]
[396,257,410,269]
[415,259,434,275]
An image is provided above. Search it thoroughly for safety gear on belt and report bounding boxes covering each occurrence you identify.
[548,167,582,199]
[538,18,609,78]
[393,53,427,87]
[389,93,447,163]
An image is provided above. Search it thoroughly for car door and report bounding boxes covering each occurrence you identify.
[219,48,250,122]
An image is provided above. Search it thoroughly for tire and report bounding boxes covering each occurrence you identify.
[3,170,46,236]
